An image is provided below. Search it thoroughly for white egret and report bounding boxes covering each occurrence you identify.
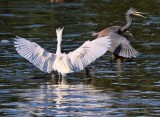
[14,27,111,77]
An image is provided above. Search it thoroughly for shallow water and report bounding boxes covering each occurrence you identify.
[0,0,160,116]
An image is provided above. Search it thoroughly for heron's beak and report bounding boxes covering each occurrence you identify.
[134,12,147,18]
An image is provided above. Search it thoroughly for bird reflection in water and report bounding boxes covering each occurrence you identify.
[49,71,68,85]
[50,76,69,109]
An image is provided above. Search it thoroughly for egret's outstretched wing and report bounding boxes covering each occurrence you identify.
[68,36,111,72]
[14,36,55,73]
[108,32,139,58]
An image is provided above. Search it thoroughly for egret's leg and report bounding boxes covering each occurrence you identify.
[84,67,90,78]
[50,75,57,85]
[58,72,61,84]
[51,73,56,79]
[62,74,67,84]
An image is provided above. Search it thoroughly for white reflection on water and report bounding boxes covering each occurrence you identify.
[17,77,112,116]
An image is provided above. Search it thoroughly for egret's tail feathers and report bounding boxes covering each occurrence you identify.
[56,27,64,41]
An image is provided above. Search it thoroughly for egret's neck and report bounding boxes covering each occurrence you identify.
[120,14,132,33]
[56,40,61,54]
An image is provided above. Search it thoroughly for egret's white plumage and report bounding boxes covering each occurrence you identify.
[14,27,111,76]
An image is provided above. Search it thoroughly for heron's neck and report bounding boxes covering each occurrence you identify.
[56,41,61,54]
[120,14,132,33]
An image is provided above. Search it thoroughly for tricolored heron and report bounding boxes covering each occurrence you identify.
[92,7,146,63]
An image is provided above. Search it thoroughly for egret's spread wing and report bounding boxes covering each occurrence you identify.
[68,36,111,72]
[109,32,139,58]
[14,36,55,73]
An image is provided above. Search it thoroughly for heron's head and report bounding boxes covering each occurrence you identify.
[127,7,146,18]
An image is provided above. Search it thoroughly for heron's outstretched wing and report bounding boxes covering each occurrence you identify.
[14,36,55,73]
[108,32,139,58]
[68,36,111,72]
[121,31,136,42]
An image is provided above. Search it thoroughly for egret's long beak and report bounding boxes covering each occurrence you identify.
[134,11,147,18]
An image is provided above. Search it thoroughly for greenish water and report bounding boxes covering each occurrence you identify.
[0,0,160,116]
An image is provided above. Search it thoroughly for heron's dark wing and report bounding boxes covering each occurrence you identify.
[121,31,136,42]
[108,32,139,58]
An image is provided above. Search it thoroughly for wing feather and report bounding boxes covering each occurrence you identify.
[108,32,139,58]
[14,36,55,73]
[68,36,111,72]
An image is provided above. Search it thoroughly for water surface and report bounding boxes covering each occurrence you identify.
[0,0,160,116]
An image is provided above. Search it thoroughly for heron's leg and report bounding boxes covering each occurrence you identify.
[116,59,122,77]
[116,56,125,63]
[110,54,115,68]
[84,67,90,78]
[116,58,121,63]
[84,67,95,84]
